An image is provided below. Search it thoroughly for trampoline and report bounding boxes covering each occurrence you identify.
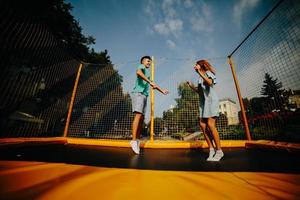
[1,1,300,199]
[0,140,300,200]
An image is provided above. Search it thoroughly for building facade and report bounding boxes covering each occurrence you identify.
[219,98,239,125]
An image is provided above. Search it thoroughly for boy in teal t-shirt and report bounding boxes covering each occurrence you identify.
[130,56,169,154]
[132,63,151,96]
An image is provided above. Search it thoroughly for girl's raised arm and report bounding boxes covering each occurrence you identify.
[186,81,198,93]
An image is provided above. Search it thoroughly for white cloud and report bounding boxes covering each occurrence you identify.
[167,19,183,32]
[144,0,215,55]
[154,19,183,36]
[190,17,206,32]
[166,39,176,49]
[184,0,193,8]
[144,0,155,17]
[154,23,170,35]
[189,2,213,33]
[233,0,260,27]
[201,3,212,19]
[145,0,184,37]
[162,0,177,18]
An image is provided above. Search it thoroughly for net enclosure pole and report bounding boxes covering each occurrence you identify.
[63,63,83,137]
[150,56,155,141]
[227,57,251,140]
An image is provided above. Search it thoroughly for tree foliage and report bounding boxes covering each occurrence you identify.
[244,73,291,117]
[260,73,289,111]
[5,0,109,63]
[162,82,200,133]
[0,0,130,137]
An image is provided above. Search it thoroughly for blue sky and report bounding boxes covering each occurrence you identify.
[67,0,279,120]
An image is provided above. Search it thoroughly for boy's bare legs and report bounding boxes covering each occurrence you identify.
[136,115,144,152]
[131,112,143,154]
[207,117,224,161]
[136,115,144,139]
[132,112,143,140]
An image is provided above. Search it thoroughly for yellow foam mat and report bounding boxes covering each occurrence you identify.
[0,137,67,145]
[1,138,299,151]
[1,161,299,200]
[67,138,246,148]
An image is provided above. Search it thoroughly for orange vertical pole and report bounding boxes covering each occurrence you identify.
[63,63,83,137]
[150,56,155,141]
[228,57,251,140]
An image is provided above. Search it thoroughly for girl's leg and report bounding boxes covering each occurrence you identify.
[199,118,216,160]
[199,118,214,148]
[205,127,215,147]
[207,117,224,161]
[207,117,221,150]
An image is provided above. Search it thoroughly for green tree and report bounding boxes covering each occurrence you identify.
[88,49,112,64]
[261,73,289,112]
[245,97,268,116]
[5,0,96,60]
[163,82,199,134]
[153,117,164,135]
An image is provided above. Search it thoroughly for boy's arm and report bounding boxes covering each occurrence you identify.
[137,69,168,94]
[153,84,169,95]
[137,69,153,84]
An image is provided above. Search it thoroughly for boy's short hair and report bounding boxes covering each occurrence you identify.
[140,56,152,64]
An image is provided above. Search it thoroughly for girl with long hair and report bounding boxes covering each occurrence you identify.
[187,60,224,161]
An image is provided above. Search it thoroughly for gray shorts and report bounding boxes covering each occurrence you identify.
[132,93,147,115]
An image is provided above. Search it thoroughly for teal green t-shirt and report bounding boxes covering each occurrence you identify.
[132,64,150,96]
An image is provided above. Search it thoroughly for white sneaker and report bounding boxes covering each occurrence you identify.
[130,140,140,154]
[136,139,140,152]
[206,148,216,161]
[210,150,224,161]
